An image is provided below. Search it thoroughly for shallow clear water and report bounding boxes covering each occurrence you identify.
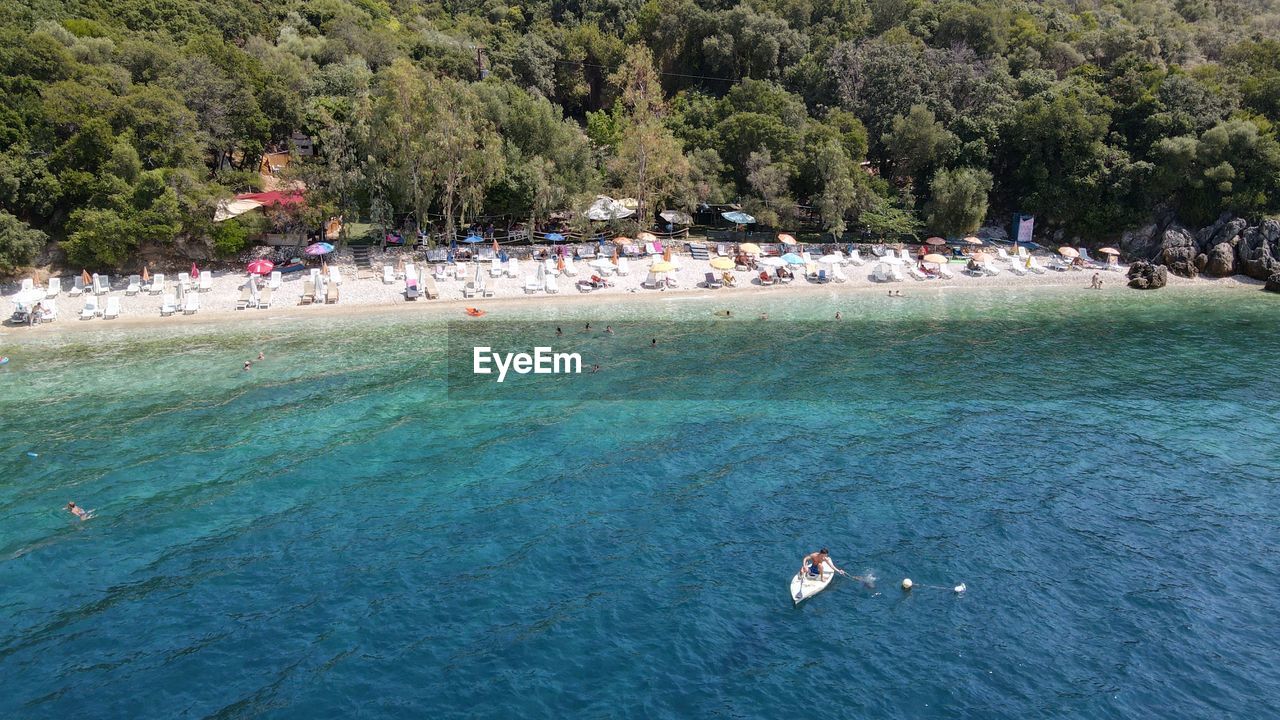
[1,286,1278,718]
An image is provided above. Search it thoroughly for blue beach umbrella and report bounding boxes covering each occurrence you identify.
[781,252,805,265]
[544,232,565,243]
[721,210,756,225]
[463,234,485,244]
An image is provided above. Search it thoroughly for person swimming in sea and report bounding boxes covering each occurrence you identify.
[651,338,657,347]
[243,360,252,371]
[835,311,843,320]
[605,326,614,334]
[67,502,89,521]
[556,327,563,336]
[257,351,265,360]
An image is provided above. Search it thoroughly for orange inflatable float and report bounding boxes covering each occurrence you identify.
[464,307,486,317]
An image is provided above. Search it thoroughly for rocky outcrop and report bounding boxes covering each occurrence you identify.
[1205,242,1235,276]
[1127,261,1168,289]
[1121,216,1280,281]
[1155,225,1199,277]
[1238,220,1280,281]
[1266,273,1280,294]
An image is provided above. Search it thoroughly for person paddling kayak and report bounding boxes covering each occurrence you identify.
[799,548,843,581]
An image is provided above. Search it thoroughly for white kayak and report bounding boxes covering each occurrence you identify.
[791,560,836,605]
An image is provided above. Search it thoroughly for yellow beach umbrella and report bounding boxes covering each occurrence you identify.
[777,233,797,245]
[963,236,983,246]
[740,243,762,255]
[1098,247,1120,256]
[1058,246,1079,258]
[650,261,675,273]
[637,231,658,243]
[923,253,948,264]
[710,257,734,270]
[613,236,631,244]
[925,237,947,246]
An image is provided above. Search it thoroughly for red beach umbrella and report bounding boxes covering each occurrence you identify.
[247,259,274,275]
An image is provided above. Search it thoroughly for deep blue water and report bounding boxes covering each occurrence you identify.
[1,286,1278,718]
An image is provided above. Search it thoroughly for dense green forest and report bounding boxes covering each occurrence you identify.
[2,0,1280,273]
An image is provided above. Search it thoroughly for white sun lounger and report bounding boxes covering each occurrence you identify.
[617,257,631,276]
[183,293,200,314]
[907,264,927,280]
[269,271,282,289]
[1006,260,1026,276]
[236,286,252,310]
[463,279,477,298]
[545,274,559,294]
[982,260,1001,276]
[937,264,954,279]
[258,287,273,308]
[198,271,212,292]
[160,294,177,316]
[103,296,120,319]
[46,277,61,297]
[563,258,577,276]
[1027,257,1047,274]
[149,274,165,295]
[69,276,84,296]
[79,296,98,320]
[889,264,905,282]
[383,265,395,284]
[20,278,34,293]
[126,275,141,295]
[507,258,520,278]
[832,264,849,282]
[523,274,542,293]
[848,249,866,265]
[490,258,503,277]
[329,266,343,286]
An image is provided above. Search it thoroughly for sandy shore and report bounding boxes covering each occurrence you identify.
[2,249,1268,334]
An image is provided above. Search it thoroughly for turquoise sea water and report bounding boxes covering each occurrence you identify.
[1,286,1278,718]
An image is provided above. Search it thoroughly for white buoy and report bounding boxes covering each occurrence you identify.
[901,578,913,590]
[954,583,966,593]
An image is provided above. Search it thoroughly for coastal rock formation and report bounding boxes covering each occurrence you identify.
[1127,261,1167,289]
[1123,216,1280,280]
[1205,242,1235,276]
[1156,225,1199,278]
[1238,220,1280,281]
[1267,273,1280,294]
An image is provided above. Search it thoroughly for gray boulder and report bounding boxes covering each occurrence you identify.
[977,225,1008,241]
[1266,273,1280,294]
[1127,261,1168,290]
[1120,224,1160,259]
[1156,225,1199,277]
[1238,220,1280,281]
[1195,213,1248,253]
[1204,242,1235,277]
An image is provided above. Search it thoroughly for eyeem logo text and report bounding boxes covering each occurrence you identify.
[472,346,582,382]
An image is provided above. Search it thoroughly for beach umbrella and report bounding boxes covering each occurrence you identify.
[663,246,672,262]
[544,232,565,243]
[739,243,762,255]
[923,253,948,264]
[926,237,947,246]
[396,256,405,275]
[777,233,797,245]
[613,236,631,244]
[818,254,844,265]
[637,231,658,243]
[650,261,675,273]
[463,234,485,244]
[710,257,735,270]
[1058,246,1079,258]
[81,269,91,286]
[963,236,983,246]
[191,262,200,280]
[492,237,500,255]
[721,210,756,225]
[305,242,334,256]
[659,210,692,225]
[141,266,151,284]
[246,259,274,275]
[612,248,619,264]
[759,256,786,268]
[1098,247,1120,256]
[781,253,805,265]
[557,256,566,272]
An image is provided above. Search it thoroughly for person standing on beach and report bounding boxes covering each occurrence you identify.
[1090,273,1102,290]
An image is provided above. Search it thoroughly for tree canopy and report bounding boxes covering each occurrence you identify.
[2,0,1280,271]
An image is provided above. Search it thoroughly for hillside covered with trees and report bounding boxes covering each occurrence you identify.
[2,0,1279,273]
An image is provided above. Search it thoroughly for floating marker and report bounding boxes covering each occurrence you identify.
[954,583,966,594]
[26,452,38,458]
[901,578,913,590]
